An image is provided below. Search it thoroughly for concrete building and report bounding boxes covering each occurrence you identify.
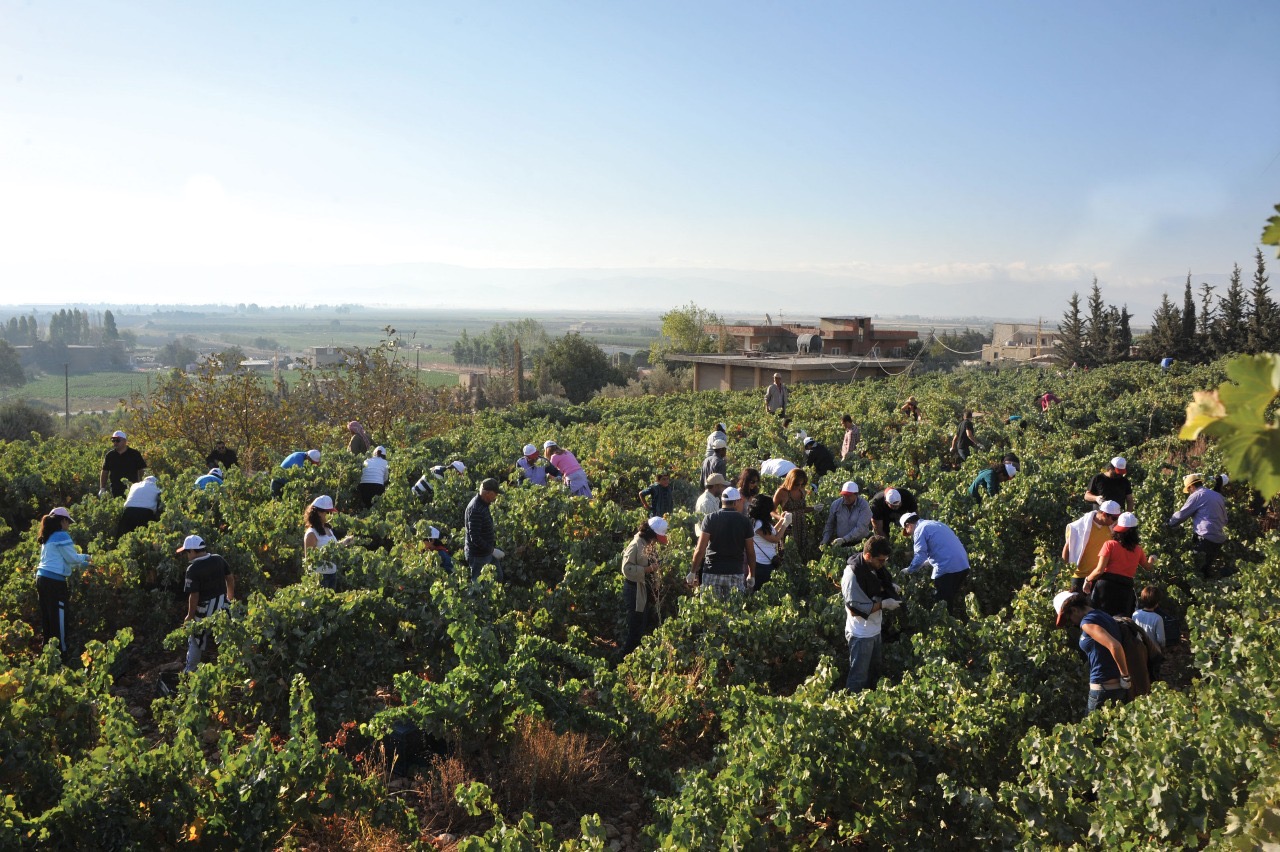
[981,323,1060,366]
[710,316,917,358]
[666,353,914,391]
[306,346,346,367]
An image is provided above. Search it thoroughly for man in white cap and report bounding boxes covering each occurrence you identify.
[705,422,728,457]
[517,444,558,486]
[694,473,731,537]
[1062,500,1121,593]
[765,372,789,416]
[100,430,147,498]
[701,438,728,489]
[900,513,971,613]
[968,461,1018,504]
[177,533,234,672]
[1085,457,1134,513]
[119,474,163,536]
[690,486,756,599]
[821,481,872,548]
[195,468,224,490]
[869,486,918,537]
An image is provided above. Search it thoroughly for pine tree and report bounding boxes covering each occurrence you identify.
[1116,305,1133,359]
[1247,249,1275,353]
[1197,281,1215,357]
[1181,276,1198,361]
[1083,278,1111,364]
[1057,292,1088,367]
[1143,294,1182,361]
[1215,262,1248,356]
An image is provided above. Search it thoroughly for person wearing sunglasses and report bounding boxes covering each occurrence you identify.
[100,430,147,498]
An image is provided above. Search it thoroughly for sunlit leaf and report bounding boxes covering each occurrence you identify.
[1179,389,1227,440]
[1217,427,1280,502]
[1219,354,1280,422]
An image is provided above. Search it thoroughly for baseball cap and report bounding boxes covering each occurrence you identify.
[480,478,501,493]
[711,438,727,450]
[306,449,321,463]
[110,430,127,440]
[176,534,206,553]
[208,467,224,479]
[373,446,387,457]
[721,486,742,502]
[900,512,919,528]
[1053,590,1083,628]
[885,488,902,507]
[804,437,817,448]
[1114,512,1139,530]
[840,480,859,495]
[143,475,160,489]
[310,495,336,511]
[427,526,442,541]
[1110,457,1127,470]
[704,473,731,488]
[450,460,466,473]
[1218,474,1230,486]
[543,440,558,450]
[1098,500,1122,516]
[50,507,73,522]
[523,443,538,456]
[647,516,669,543]
[1004,463,1018,477]
[714,422,726,432]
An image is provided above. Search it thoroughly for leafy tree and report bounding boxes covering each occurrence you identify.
[102,310,119,342]
[1246,249,1276,353]
[1180,276,1198,361]
[0,340,24,387]
[539,333,621,403]
[1214,263,1249,356]
[1057,292,1087,367]
[651,302,721,362]
[1142,293,1182,361]
[212,346,247,369]
[158,337,199,368]
[0,399,54,440]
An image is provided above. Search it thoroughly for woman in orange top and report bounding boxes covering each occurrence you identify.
[1084,512,1152,617]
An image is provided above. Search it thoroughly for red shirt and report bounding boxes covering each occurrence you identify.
[1098,540,1145,580]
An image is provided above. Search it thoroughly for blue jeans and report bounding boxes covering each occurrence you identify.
[933,570,969,611]
[468,553,501,581]
[846,633,883,692]
[1086,686,1127,713]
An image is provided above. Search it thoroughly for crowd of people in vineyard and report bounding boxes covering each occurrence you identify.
[31,381,1241,711]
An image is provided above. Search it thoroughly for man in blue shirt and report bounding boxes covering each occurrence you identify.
[1168,472,1228,578]
[901,513,971,613]
[638,472,674,518]
[195,467,224,490]
[272,449,320,498]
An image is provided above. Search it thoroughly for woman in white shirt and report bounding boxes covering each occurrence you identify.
[748,495,789,591]
[358,446,390,508]
[303,495,353,589]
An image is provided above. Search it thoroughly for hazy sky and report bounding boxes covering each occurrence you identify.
[2,1,1277,318]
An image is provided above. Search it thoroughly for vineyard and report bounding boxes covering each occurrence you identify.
[1,359,1278,850]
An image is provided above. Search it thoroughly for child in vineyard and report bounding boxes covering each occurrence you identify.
[303,495,354,589]
[620,516,668,654]
[1132,585,1167,682]
[638,472,674,517]
[36,507,91,662]
[749,495,789,590]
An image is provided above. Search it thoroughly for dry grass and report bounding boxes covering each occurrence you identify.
[279,814,408,851]
[500,715,614,812]
[415,753,484,838]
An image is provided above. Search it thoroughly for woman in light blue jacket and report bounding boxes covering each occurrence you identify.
[36,507,91,661]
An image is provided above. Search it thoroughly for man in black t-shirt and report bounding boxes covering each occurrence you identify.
[804,437,838,482]
[177,534,235,672]
[869,487,919,537]
[100,430,147,498]
[1084,457,1134,512]
[689,487,756,599]
[205,439,238,470]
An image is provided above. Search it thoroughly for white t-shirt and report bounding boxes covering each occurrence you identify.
[361,456,389,485]
[753,520,778,565]
[760,458,797,478]
[124,479,162,510]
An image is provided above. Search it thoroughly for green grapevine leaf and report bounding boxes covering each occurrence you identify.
[1217,426,1280,500]
[1179,389,1227,440]
[1218,354,1280,421]
[1263,203,1280,257]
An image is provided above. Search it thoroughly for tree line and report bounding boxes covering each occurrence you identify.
[1059,250,1275,367]
[0,308,125,346]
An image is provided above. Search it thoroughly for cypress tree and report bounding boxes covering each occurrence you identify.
[1247,249,1275,353]
[1084,278,1110,364]
[1197,281,1215,357]
[1215,262,1248,355]
[1144,294,1182,361]
[1058,292,1088,367]
[1181,276,1198,361]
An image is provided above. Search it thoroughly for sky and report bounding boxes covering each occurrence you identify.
[1,1,1278,320]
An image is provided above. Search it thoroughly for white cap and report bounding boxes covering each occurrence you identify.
[1218,473,1229,485]
[885,488,902,507]
[543,440,558,450]
[427,526,441,540]
[840,480,859,495]
[722,486,742,502]
[523,443,538,456]
[804,437,817,448]
[450,460,466,473]
[647,517,669,541]
[1053,590,1077,626]
[711,438,727,450]
[1110,456,1127,470]
[310,495,335,511]
[306,449,321,463]
[208,468,223,479]
[143,475,160,489]
[50,507,73,522]
[373,446,386,457]
[1098,500,1122,516]
[714,422,726,432]
[111,430,127,439]
[900,512,919,528]
[1114,512,1139,530]
[176,534,206,553]
[1004,463,1018,477]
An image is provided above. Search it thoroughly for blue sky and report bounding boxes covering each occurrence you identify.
[1,1,1277,318]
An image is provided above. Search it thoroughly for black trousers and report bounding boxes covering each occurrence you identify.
[1193,536,1224,578]
[117,506,156,536]
[357,482,386,508]
[1091,573,1136,618]
[933,569,970,615]
[37,576,70,660]
[622,581,653,655]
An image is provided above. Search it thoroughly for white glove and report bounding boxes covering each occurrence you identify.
[893,584,903,596]
[492,548,505,559]
[685,571,699,586]
[98,489,109,498]
[745,576,756,591]
[1119,675,1132,690]
[880,598,901,611]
